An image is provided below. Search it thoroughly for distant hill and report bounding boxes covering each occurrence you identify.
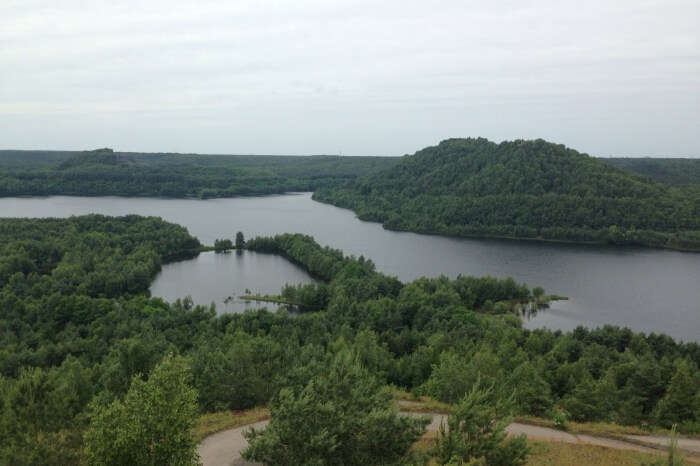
[0,150,78,168]
[57,148,129,169]
[601,157,700,186]
[0,148,399,198]
[314,138,700,251]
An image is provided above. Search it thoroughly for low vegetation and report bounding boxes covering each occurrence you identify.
[524,441,667,466]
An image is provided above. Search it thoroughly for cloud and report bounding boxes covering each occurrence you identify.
[1,0,698,156]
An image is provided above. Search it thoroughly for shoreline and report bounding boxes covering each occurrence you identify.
[312,196,700,253]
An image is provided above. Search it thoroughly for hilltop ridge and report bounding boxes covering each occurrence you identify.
[314,138,700,250]
[57,148,129,170]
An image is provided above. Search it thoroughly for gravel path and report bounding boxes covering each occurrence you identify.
[198,413,700,466]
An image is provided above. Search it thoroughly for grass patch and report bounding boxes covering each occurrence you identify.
[515,415,700,442]
[526,440,668,465]
[192,407,269,443]
[413,436,667,466]
[412,435,670,465]
[515,415,648,436]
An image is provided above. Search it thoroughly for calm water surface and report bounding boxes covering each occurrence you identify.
[1,193,698,341]
[151,250,317,313]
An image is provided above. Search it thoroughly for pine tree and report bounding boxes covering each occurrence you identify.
[654,359,699,428]
[243,350,428,465]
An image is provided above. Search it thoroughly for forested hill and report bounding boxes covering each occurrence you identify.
[0,148,399,198]
[602,157,700,186]
[56,148,130,170]
[313,138,700,251]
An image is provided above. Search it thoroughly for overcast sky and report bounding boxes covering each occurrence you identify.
[2,0,698,157]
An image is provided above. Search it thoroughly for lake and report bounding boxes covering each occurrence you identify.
[151,250,318,313]
[1,193,698,341]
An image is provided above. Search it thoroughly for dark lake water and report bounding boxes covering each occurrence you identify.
[1,193,698,342]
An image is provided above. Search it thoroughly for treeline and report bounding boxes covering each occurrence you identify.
[603,157,700,186]
[0,148,399,198]
[214,232,245,252]
[0,215,200,298]
[1,219,699,464]
[246,233,372,281]
[246,233,402,308]
[314,138,700,251]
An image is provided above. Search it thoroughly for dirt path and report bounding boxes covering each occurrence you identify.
[198,419,268,466]
[197,413,700,466]
[625,434,700,455]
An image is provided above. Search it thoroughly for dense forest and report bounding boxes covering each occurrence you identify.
[314,138,700,251]
[1,217,698,464]
[0,148,398,198]
[603,157,700,186]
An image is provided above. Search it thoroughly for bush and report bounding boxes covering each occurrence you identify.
[243,350,428,465]
[214,238,233,251]
[553,408,568,431]
[433,383,529,465]
[83,355,199,466]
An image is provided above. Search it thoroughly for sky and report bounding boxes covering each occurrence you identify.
[2,0,699,157]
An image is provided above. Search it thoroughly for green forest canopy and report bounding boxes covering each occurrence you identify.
[0,148,399,198]
[1,216,698,464]
[4,145,698,198]
[313,138,700,250]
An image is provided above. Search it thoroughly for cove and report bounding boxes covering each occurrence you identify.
[1,193,698,341]
[150,250,317,313]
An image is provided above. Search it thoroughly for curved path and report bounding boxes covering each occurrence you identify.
[198,420,268,466]
[198,413,700,466]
